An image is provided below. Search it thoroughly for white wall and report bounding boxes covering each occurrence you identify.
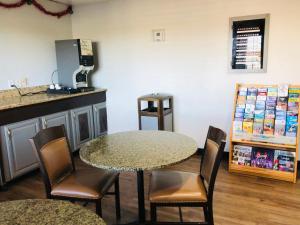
[0,1,72,90]
[72,0,300,148]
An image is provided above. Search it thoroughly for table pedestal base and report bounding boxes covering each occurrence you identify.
[115,221,146,225]
[115,222,208,225]
[114,171,147,225]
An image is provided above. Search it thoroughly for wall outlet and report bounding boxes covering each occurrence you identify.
[8,78,28,88]
[15,80,22,88]
[8,80,15,88]
[19,77,28,88]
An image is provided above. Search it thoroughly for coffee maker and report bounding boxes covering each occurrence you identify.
[55,39,95,91]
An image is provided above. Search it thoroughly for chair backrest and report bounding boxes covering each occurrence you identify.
[200,126,226,202]
[29,125,75,197]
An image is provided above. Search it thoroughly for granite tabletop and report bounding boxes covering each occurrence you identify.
[80,130,198,172]
[0,86,106,111]
[0,199,106,225]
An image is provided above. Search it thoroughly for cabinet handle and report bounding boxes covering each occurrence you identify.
[44,120,48,128]
[7,129,11,138]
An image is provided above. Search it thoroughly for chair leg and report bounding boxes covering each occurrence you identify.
[96,200,102,217]
[114,176,121,220]
[203,206,209,223]
[150,203,157,222]
[207,204,214,225]
[179,207,183,222]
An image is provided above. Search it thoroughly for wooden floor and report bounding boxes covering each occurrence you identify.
[1,155,300,225]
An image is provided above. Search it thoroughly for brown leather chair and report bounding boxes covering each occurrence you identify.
[29,125,121,220]
[149,126,226,225]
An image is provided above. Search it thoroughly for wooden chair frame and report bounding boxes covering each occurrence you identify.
[29,125,121,220]
[150,126,226,225]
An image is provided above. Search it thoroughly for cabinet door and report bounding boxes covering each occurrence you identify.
[41,111,73,151]
[71,106,94,150]
[3,118,40,180]
[93,102,108,137]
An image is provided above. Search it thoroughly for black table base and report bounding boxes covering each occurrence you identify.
[137,171,146,222]
[114,171,147,225]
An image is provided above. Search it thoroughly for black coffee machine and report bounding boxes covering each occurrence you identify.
[54,39,95,93]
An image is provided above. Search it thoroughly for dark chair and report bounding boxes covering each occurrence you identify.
[149,126,226,225]
[29,125,121,220]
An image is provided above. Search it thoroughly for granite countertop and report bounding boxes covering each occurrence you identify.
[0,199,106,225]
[0,86,106,111]
[80,130,198,172]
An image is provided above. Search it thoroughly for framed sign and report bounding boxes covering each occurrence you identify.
[229,14,270,73]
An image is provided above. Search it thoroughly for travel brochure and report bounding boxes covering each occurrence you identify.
[233,85,299,139]
[251,148,274,169]
[232,145,295,172]
[232,145,252,166]
[273,150,296,172]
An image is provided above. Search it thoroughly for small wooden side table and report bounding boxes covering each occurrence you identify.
[138,93,173,131]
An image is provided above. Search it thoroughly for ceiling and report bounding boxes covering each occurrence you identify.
[58,0,109,5]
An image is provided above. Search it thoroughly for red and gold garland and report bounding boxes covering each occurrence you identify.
[0,0,72,18]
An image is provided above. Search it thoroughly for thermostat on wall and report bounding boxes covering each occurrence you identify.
[152,29,165,42]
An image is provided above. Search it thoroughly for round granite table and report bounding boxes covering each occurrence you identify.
[0,199,106,225]
[80,130,198,225]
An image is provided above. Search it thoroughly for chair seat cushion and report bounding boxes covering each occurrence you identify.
[51,167,118,200]
[149,170,207,203]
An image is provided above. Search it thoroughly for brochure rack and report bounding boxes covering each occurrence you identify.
[229,84,299,183]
